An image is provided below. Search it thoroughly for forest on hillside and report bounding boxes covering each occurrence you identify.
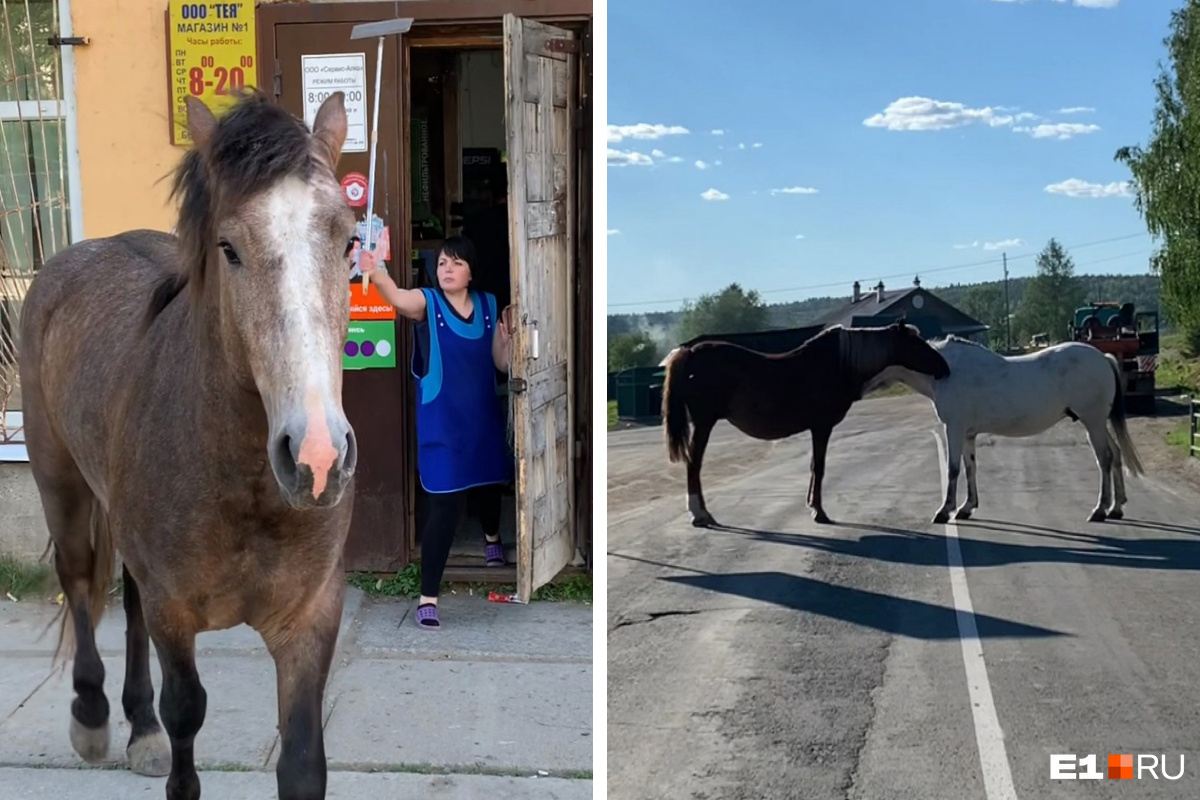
[607,273,1164,349]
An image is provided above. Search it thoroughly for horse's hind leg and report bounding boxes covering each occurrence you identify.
[120,565,171,776]
[808,425,833,524]
[955,434,979,521]
[687,418,718,527]
[1082,417,1114,523]
[34,467,112,763]
[1106,429,1127,519]
[151,623,206,800]
[267,579,344,800]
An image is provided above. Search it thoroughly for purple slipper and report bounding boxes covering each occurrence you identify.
[485,541,506,567]
[415,603,440,631]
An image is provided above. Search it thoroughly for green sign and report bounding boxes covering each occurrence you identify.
[343,320,396,370]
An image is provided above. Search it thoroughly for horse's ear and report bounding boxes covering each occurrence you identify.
[312,92,348,168]
[184,97,219,152]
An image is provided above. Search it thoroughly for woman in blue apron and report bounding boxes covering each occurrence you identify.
[357,236,513,630]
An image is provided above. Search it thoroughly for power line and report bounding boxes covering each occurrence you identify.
[606,231,1152,310]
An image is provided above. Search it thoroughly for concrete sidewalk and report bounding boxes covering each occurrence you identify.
[0,588,593,799]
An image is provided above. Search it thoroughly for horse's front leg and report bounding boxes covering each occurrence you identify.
[150,621,206,800]
[687,418,718,528]
[809,425,833,524]
[933,425,965,524]
[267,578,344,800]
[954,434,979,520]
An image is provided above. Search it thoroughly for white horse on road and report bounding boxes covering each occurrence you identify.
[867,336,1145,524]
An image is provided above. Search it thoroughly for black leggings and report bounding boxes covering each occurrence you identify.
[420,483,503,598]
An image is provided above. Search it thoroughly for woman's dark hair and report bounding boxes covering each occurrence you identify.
[438,235,476,270]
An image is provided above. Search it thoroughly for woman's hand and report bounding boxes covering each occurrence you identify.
[356,245,393,289]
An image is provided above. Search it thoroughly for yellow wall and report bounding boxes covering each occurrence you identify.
[71,0,293,238]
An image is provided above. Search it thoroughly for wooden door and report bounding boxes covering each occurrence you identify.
[503,14,578,601]
[272,22,410,572]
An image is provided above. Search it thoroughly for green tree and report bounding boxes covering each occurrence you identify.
[1115,1,1200,353]
[959,283,1008,349]
[1017,239,1086,342]
[608,331,660,371]
[676,283,770,343]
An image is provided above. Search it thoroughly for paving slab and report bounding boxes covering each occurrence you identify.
[0,767,593,799]
[0,655,282,769]
[352,594,592,662]
[323,659,592,771]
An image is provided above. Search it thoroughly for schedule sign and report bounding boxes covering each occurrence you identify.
[167,1,257,146]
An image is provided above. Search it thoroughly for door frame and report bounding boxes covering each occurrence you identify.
[255,0,593,575]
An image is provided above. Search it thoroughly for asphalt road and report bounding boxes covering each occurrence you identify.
[607,394,1200,800]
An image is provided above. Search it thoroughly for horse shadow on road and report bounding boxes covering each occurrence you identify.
[706,517,1200,573]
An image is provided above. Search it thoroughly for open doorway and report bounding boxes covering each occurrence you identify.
[407,44,517,576]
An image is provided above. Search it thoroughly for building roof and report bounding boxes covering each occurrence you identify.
[816,283,988,338]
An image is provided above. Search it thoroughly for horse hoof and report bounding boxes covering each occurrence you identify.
[954,508,973,521]
[932,511,950,525]
[1088,509,1106,523]
[128,729,171,777]
[69,716,110,763]
[812,510,832,525]
[1107,508,1124,521]
[691,515,716,528]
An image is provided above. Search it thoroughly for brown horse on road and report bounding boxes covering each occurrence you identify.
[662,320,951,527]
[19,90,359,800]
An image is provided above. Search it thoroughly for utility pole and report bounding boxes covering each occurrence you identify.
[1003,252,1011,352]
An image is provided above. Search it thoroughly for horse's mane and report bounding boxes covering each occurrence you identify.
[148,89,318,326]
[931,333,988,349]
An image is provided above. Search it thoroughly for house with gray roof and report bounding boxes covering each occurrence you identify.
[817,277,989,343]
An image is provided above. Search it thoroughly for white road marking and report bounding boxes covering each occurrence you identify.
[933,429,1019,800]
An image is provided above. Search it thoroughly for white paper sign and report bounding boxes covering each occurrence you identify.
[301,53,368,153]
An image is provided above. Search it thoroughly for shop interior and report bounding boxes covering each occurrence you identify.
[407,45,518,573]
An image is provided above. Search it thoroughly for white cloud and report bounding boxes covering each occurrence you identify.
[667,156,684,163]
[770,186,819,195]
[738,142,746,149]
[607,123,689,143]
[1044,178,1132,198]
[988,0,1118,6]
[1015,122,1100,140]
[752,142,764,148]
[984,238,1024,250]
[1059,106,1095,114]
[701,188,730,201]
[607,148,654,168]
[864,96,1018,131]
[607,229,621,236]
[954,238,1025,250]
[714,159,723,166]
[1015,112,1039,122]
[795,234,805,239]
[711,129,725,135]
[695,160,710,170]
[651,149,666,158]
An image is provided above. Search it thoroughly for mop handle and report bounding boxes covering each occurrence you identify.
[362,35,385,295]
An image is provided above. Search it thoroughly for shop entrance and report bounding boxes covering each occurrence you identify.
[259,2,591,599]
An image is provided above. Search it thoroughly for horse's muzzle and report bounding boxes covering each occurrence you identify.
[269,419,357,508]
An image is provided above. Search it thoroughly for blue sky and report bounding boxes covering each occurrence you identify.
[607,0,1180,313]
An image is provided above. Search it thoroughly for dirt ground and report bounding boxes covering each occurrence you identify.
[1124,394,1200,494]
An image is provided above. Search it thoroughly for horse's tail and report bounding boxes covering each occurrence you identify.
[1105,352,1145,477]
[47,497,115,668]
[663,346,693,463]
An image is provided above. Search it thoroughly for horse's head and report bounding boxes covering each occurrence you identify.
[177,91,358,509]
[885,319,951,379]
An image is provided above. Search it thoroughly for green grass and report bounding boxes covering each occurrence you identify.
[864,381,913,399]
[347,565,592,603]
[0,555,57,601]
[1166,424,1192,454]
[607,400,617,430]
[1157,334,1200,396]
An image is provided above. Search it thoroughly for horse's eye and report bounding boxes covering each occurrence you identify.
[345,236,361,258]
[218,241,241,266]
